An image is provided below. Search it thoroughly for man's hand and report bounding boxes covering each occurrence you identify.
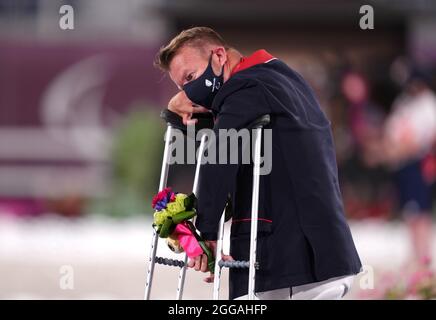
[168,91,209,125]
[187,240,234,283]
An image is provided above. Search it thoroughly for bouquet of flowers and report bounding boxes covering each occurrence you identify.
[152,188,215,272]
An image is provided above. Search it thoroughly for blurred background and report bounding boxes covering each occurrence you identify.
[1,0,436,299]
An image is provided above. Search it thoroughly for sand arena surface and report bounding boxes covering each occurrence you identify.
[0,215,435,299]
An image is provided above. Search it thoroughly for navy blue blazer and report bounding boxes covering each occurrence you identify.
[194,56,362,299]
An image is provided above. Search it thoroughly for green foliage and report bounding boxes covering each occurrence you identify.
[88,107,165,217]
[112,108,164,195]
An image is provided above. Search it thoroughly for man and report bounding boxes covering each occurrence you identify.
[155,27,362,300]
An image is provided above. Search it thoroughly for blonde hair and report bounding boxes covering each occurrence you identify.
[154,26,229,71]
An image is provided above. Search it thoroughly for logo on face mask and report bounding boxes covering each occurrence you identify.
[205,78,221,92]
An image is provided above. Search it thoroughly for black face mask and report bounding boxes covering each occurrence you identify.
[183,54,224,109]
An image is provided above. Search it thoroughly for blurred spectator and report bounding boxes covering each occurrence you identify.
[341,71,386,166]
[339,71,393,219]
[380,67,436,265]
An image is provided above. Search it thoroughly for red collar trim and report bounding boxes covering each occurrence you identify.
[230,49,276,77]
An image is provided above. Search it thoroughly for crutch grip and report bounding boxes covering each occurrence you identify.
[154,256,185,268]
[218,260,259,269]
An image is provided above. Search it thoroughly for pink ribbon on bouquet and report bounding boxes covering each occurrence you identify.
[173,222,203,258]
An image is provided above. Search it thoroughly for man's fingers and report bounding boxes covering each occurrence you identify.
[182,112,199,126]
[203,273,214,283]
[183,105,196,114]
[179,104,202,115]
[178,106,208,125]
[183,113,198,126]
[222,254,234,262]
[182,113,190,124]
[191,106,210,113]
[194,256,202,271]
[200,254,208,273]
[182,113,192,125]
[187,258,195,268]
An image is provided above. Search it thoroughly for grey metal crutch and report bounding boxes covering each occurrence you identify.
[144,110,212,300]
[213,114,271,300]
[144,122,173,300]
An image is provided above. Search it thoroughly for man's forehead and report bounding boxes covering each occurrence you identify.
[169,46,208,83]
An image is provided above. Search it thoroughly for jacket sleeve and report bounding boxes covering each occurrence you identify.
[195,83,271,240]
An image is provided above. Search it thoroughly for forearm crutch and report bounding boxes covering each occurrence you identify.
[144,110,213,300]
[213,115,271,300]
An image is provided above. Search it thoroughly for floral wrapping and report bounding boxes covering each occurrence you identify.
[151,188,214,270]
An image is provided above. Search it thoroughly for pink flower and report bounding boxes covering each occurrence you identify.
[407,269,433,295]
[152,187,174,210]
[170,193,176,202]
